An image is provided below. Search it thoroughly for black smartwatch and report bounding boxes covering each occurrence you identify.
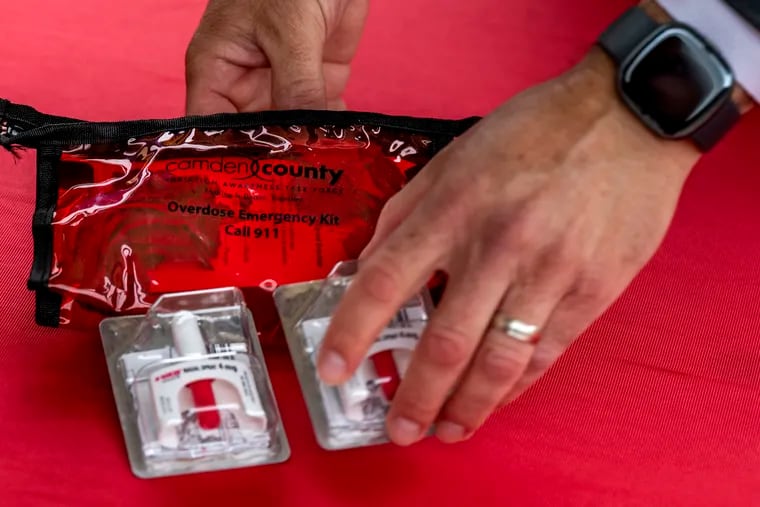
[597,6,740,152]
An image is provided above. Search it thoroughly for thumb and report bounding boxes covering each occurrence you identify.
[185,54,240,115]
[259,13,328,110]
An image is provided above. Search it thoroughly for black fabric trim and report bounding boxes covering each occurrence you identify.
[27,146,62,327]
[35,290,62,327]
[724,0,760,31]
[0,99,480,149]
[0,99,79,137]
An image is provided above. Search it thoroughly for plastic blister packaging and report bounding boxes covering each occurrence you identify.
[274,261,433,450]
[100,287,289,478]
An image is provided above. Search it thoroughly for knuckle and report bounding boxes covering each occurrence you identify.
[356,263,400,304]
[548,240,583,272]
[420,324,473,368]
[255,5,324,48]
[482,211,541,261]
[184,33,211,73]
[620,239,657,267]
[392,392,440,424]
[528,342,563,373]
[568,273,608,305]
[184,40,197,69]
[381,193,404,216]
[504,216,533,250]
[428,194,470,236]
[375,195,401,227]
[252,6,293,44]
[479,340,527,384]
[279,77,325,105]
[324,328,358,355]
[446,393,494,426]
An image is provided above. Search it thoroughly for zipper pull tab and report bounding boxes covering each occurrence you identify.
[0,118,19,138]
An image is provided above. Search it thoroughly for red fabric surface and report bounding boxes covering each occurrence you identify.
[2,1,760,505]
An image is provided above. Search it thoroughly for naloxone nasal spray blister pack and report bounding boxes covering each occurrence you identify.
[100,287,289,478]
[274,260,434,450]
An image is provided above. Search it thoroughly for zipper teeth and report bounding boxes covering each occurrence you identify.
[5,111,480,148]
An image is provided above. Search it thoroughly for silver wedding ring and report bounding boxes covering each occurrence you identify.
[490,313,540,344]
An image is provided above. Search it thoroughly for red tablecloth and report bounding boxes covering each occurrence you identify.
[2,1,760,505]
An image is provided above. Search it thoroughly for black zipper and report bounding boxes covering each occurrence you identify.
[0,99,480,148]
[0,99,80,142]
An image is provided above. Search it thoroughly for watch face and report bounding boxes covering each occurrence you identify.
[620,27,733,137]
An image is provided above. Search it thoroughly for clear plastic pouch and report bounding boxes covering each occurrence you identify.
[274,261,433,450]
[0,97,477,343]
[100,287,289,478]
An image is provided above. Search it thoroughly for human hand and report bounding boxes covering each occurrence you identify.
[185,0,368,114]
[316,48,702,446]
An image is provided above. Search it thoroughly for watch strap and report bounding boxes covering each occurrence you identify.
[598,7,659,64]
[691,97,741,151]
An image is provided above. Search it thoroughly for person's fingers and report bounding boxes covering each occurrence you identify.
[496,271,620,407]
[359,192,416,261]
[360,158,443,259]
[191,62,350,114]
[185,40,251,115]
[186,0,363,114]
[186,88,240,116]
[495,334,567,408]
[316,210,451,386]
[327,98,347,110]
[383,261,510,446]
[323,0,369,63]
[184,0,265,115]
[435,265,576,443]
[256,9,328,109]
[269,48,327,110]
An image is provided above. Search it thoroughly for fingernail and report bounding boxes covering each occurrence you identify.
[435,421,468,443]
[318,349,347,384]
[389,417,423,446]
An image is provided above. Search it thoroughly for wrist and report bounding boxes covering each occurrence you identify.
[564,1,753,163]
[562,47,701,176]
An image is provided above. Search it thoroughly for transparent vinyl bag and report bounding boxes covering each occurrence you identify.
[0,98,477,346]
